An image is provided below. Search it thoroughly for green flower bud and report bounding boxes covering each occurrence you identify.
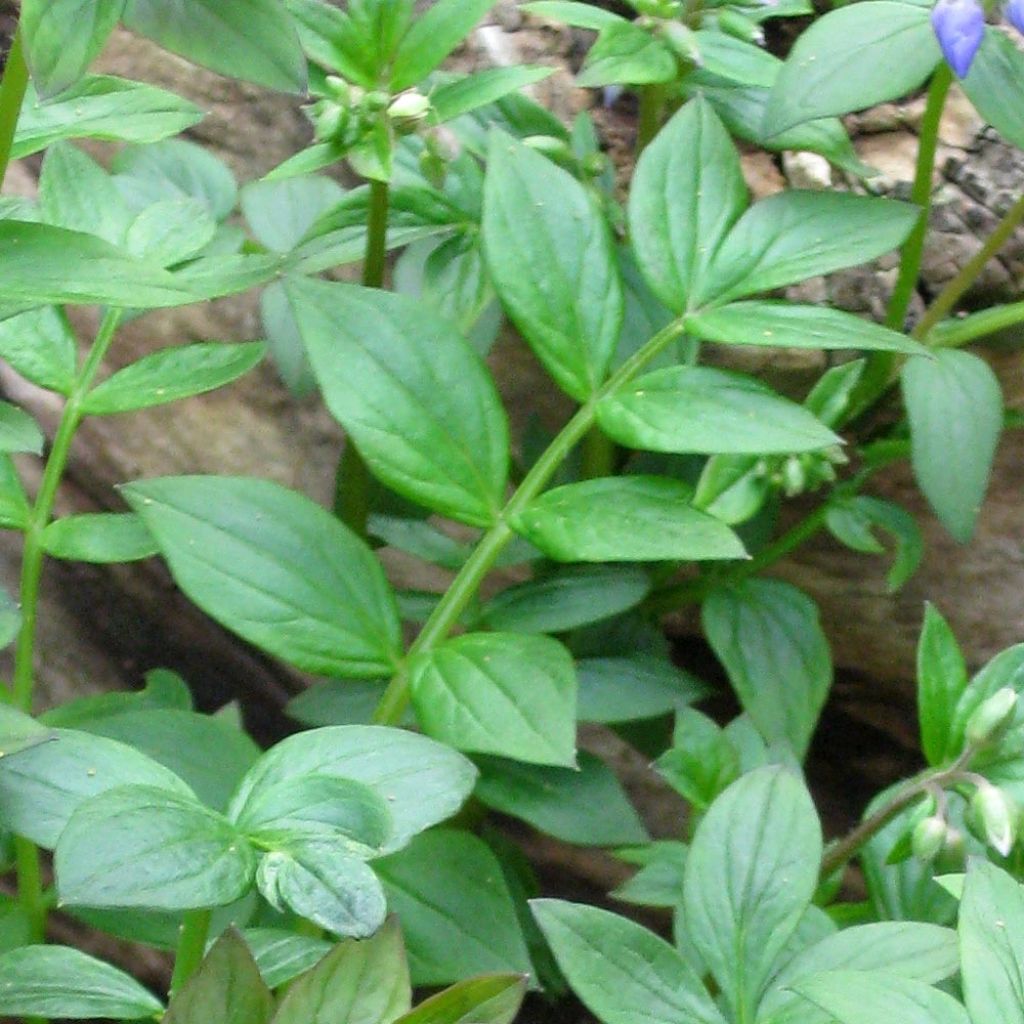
[911,815,947,863]
[965,687,1019,749]
[934,825,966,872]
[324,75,353,105]
[307,99,348,143]
[659,21,702,65]
[362,90,391,113]
[388,90,431,123]
[717,9,766,44]
[970,782,1017,857]
[418,148,447,190]
[781,455,806,497]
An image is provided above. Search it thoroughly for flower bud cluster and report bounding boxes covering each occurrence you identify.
[931,0,1024,78]
[752,446,847,500]
[306,78,432,148]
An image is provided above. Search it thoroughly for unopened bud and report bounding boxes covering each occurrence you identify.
[965,687,1018,750]
[388,91,431,123]
[781,455,806,497]
[659,21,702,65]
[911,815,947,863]
[324,75,352,105]
[971,782,1017,857]
[307,99,348,143]
[934,825,966,872]
[362,90,390,113]
[522,134,573,161]
[717,9,765,44]
[419,148,447,189]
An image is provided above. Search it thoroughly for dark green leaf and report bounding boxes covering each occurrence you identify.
[165,930,272,1024]
[764,2,939,134]
[83,342,265,414]
[125,198,217,266]
[40,141,131,245]
[598,365,840,455]
[0,945,164,1020]
[475,752,648,846]
[56,785,256,909]
[612,842,687,908]
[0,402,43,455]
[122,0,307,92]
[902,349,1003,542]
[793,971,970,1024]
[577,20,677,87]
[576,655,708,723]
[432,67,554,123]
[122,476,402,678]
[532,900,726,1024]
[688,302,926,355]
[963,31,1024,150]
[629,98,746,314]
[376,829,532,985]
[703,579,832,758]
[0,306,77,393]
[410,632,577,766]
[513,476,746,562]
[484,133,623,400]
[392,0,496,91]
[14,77,204,159]
[825,495,923,592]
[917,604,968,767]
[240,174,344,253]
[522,1,624,30]
[40,668,192,728]
[287,680,391,728]
[656,708,739,811]
[42,512,158,563]
[394,975,526,1024]
[273,916,411,1024]
[683,767,822,1022]
[228,726,477,853]
[238,928,332,990]
[0,586,21,652]
[287,278,509,527]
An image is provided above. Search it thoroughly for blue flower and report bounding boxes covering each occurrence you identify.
[1006,0,1024,34]
[931,0,986,78]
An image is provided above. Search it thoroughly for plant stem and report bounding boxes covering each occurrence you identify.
[850,64,951,420]
[0,28,29,189]
[581,425,615,479]
[11,308,122,959]
[169,909,213,996]
[336,178,391,538]
[636,84,666,156]
[373,316,689,725]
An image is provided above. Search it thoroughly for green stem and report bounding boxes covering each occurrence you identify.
[581,425,615,479]
[928,297,1024,348]
[373,316,689,725]
[851,65,952,420]
[336,179,391,537]
[14,836,44,941]
[636,84,666,156]
[0,28,29,189]
[169,909,213,996]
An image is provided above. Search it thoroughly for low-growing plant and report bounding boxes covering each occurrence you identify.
[0,0,1022,1020]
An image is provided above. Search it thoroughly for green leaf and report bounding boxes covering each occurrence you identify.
[523,1,624,29]
[0,705,51,760]
[0,402,43,455]
[532,900,726,1024]
[959,860,1024,1024]
[577,20,677,87]
[0,221,203,308]
[376,829,532,985]
[824,495,923,591]
[0,726,193,847]
[483,133,623,400]
[83,342,265,414]
[42,512,158,563]
[513,476,745,563]
[703,579,832,758]
[125,197,217,266]
[234,773,392,854]
[576,655,708,724]
[764,2,939,134]
[0,945,164,1020]
[56,785,256,909]
[656,708,740,811]
[394,975,526,1024]
[287,278,509,527]
[122,0,306,92]
[237,928,332,989]
[228,726,477,853]
[21,0,125,98]
[688,302,927,355]
[13,77,204,159]
[432,67,554,123]
[902,349,1003,542]
[612,841,688,908]
[39,141,131,245]
[963,31,1024,150]
[917,604,968,767]
[697,193,918,305]
[272,916,411,1024]
[760,921,960,1021]
[40,668,191,728]
[287,680,392,728]
[480,566,651,634]
[0,306,77,394]
[170,252,283,301]
[392,0,496,91]
[165,930,272,1024]
[475,752,648,846]
[629,98,746,315]
[0,455,30,530]
[410,632,577,766]
[241,175,345,253]
[283,0,373,85]
[683,766,822,1022]
[122,476,402,678]
[256,841,387,938]
[78,708,260,813]
[0,587,21,652]
[792,971,970,1024]
[598,366,840,455]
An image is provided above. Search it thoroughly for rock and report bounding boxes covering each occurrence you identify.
[783,150,833,190]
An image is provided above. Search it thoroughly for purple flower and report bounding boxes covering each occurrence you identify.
[1007,0,1024,35]
[931,0,985,78]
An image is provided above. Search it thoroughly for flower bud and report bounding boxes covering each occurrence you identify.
[1007,0,1024,34]
[931,0,985,78]
[781,455,806,497]
[911,815,947,863]
[324,75,353,105]
[717,9,765,45]
[659,21,703,66]
[522,134,573,162]
[307,99,348,143]
[970,782,1017,857]
[388,90,431,123]
[965,687,1018,749]
[934,825,966,872]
